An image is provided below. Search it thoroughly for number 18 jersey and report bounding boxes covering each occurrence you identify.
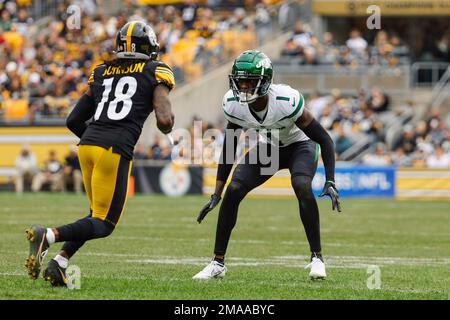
[80,60,175,160]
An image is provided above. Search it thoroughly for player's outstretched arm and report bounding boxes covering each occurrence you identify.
[197,121,242,223]
[153,84,174,134]
[66,90,96,138]
[295,109,341,212]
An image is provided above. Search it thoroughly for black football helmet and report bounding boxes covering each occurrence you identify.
[116,21,159,60]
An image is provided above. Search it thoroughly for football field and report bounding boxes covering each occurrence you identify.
[0,193,449,300]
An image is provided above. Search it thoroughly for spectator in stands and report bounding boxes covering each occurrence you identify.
[15,144,38,194]
[149,134,163,160]
[318,103,335,130]
[281,20,313,60]
[333,125,353,157]
[390,33,410,63]
[216,7,232,32]
[362,143,392,166]
[134,143,147,160]
[426,145,450,168]
[254,3,271,45]
[302,45,318,65]
[306,91,329,119]
[230,8,253,31]
[431,33,449,62]
[278,0,304,31]
[31,150,63,192]
[13,7,32,35]
[367,87,390,113]
[179,0,198,31]
[346,28,368,57]
[394,126,417,155]
[159,139,172,161]
[392,147,412,167]
[428,117,447,146]
[0,9,12,32]
[62,145,83,193]
[318,31,339,64]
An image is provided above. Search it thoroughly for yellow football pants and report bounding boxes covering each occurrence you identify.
[78,145,132,226]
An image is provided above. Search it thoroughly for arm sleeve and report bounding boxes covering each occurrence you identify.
[154,62,176,91]
[302,118,336,182]
[66,93,96,139]
[216,121,242,182]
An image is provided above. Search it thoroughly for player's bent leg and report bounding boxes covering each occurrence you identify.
[291,175,326,279]
[213,180,249,257]
[90,147,131,226]
[291,175,321,253]
[55,217,115,242]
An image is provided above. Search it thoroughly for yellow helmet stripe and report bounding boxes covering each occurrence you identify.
[126,22,136,52]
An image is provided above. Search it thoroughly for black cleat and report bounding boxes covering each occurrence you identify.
[25,225,50,279]
[43,259,68,287]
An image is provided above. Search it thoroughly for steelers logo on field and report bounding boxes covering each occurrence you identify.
[159,163,191,197]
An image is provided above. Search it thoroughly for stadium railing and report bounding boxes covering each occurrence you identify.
[429,65,450,110]
[410,62,450,88]
[272,64,411,95]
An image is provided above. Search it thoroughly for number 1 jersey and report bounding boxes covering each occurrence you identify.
[80,60,175,160]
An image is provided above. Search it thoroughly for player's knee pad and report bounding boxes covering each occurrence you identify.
[224,181,248,202]
[291,175,314,199]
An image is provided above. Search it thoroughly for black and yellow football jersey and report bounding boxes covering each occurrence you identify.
[80,60,175,160]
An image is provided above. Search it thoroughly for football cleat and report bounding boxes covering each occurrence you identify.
[43,259,68,287]
[25,225,50,279]
[305,255,327,280]
[192,260,227,280]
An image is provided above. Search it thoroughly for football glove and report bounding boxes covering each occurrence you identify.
[197,194,221,223]
[319,181,341,212]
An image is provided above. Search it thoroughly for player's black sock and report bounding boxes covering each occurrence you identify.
[214,181,248,256]
[291,175,321,253]
[214,256,225,265]
[61,241,86,258]
[56,217,115,242]
[311,252,323,262]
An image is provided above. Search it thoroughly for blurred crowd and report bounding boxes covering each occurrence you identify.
[15,144,82,193]
[0,0,282,122]
[281,20,449,67]
[305,89,450,168]
[135,96,450,169]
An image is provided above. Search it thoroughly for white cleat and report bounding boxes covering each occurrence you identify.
[305,257,327,280]
[193,261,227,280]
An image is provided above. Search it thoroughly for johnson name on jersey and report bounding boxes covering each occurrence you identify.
[222,84,309,147]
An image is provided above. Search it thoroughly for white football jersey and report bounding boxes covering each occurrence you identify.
[222,84,309,146]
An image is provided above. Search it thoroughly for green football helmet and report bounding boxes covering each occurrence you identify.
[229,50,273,104]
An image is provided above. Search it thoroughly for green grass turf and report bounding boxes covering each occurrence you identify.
[0,193,449,300]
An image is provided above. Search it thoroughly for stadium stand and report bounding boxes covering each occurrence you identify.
[0,0,449,194]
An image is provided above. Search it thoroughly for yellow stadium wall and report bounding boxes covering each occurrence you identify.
[396,169,450,199]
[0,127,78,168]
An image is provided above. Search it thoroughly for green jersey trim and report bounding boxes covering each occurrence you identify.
[278,94,304,121]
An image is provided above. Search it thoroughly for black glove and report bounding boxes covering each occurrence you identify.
[197,194,221,223]
[319,181,341,212]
